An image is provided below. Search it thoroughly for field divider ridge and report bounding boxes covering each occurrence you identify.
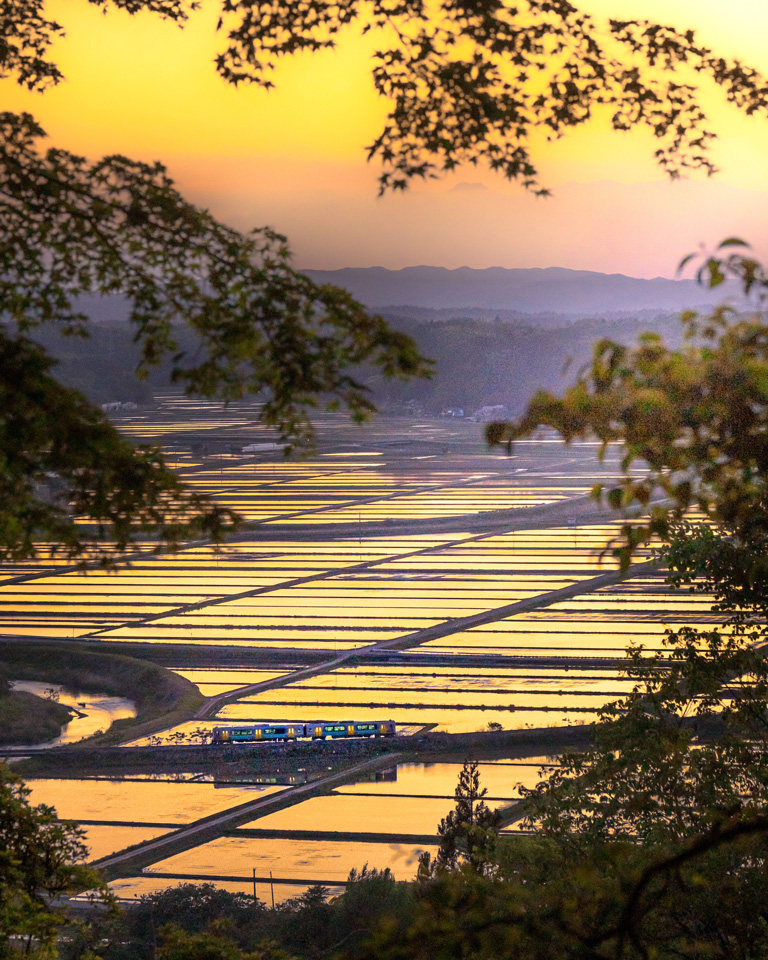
[193,557,658,721]
[92,752,402,881]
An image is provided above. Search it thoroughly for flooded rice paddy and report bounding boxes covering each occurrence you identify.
[2,400,722,898]
[84,760,543,900]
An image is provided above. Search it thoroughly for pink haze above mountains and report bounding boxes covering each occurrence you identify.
[176,162,768,279]
[8,0,768,279]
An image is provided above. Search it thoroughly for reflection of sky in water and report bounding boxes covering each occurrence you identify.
[101,631,385,649]
[25,778,284,823]
[32,758,558,881]
[0,514,673,655]
[244,795,467,835]
[146,837,437,884]
[0,404,724,891]
[232,689,613,709]
[337,761,555,797]
[173,669,287,695]
[80,825,174,862]
[297,667,635,694]
[215,703,599,733]
[194,655,635,733]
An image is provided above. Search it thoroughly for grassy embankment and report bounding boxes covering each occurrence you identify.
[0,690,76,745]
[0,642,204,746]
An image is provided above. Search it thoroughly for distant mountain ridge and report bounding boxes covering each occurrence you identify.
[301,265,733,315]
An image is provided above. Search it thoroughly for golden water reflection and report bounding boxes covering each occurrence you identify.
[82,826,174,861]
[242,795,467,835]
[9,682,136,745]
[215,703,598,733]
[25,779,285,824]
[145,837,437,885]
[336,760,555,797]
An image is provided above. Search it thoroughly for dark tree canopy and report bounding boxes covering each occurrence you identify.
[0,764,111,954]
[8,1,768,194]
[487,246,768,567]
[210,0,768,193]
[418,760,501,877]
[5,0,768,562]
[0,3,430,563]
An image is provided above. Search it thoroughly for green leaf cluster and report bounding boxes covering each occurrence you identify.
[487,263,768,568]
[0,764,112,958]
[418,760,502,877]
[1,5,431,561]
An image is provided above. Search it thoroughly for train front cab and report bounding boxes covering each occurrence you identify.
[350,721,396,737]
[366,721,396,737]
[352,722,392,737]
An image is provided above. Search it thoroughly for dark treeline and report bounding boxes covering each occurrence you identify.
[374,311,684,415]
[27,322,179,405]
[65,873,416,960]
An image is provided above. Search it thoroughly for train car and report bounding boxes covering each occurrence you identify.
[211,723,303,744]
[210,720,396,743]
[305,720,396,739]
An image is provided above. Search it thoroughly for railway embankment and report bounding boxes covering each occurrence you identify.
[10,723,595,779]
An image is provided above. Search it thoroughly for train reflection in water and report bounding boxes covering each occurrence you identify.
[211,720,396,744]
[212,768,399,788]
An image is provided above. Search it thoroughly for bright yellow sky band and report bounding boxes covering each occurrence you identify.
[4,0,768,273]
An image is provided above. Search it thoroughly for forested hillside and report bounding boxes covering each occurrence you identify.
[31,305,683,418]
[377,312,683,415]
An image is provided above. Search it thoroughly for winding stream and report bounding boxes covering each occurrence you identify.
[9,681,136,747]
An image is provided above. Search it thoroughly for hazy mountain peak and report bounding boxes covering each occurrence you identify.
[448,181,490,193]
[301,265,733,314]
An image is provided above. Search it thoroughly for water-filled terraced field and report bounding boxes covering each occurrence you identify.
[94,760,548,902]
[1,399,722,900]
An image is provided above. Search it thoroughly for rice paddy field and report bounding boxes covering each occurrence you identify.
[1,397,722,899]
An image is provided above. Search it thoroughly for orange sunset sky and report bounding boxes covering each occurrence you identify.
[6,0,768,277]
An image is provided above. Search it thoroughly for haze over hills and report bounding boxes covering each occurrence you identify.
[302,265,735,315]
[50,263,738,414]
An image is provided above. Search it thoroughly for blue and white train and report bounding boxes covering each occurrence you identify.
[211,720,396,744]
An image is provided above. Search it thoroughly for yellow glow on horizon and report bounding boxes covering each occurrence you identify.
[4,0,767,175]
[3,0,388,159]
[4,0,768,271]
